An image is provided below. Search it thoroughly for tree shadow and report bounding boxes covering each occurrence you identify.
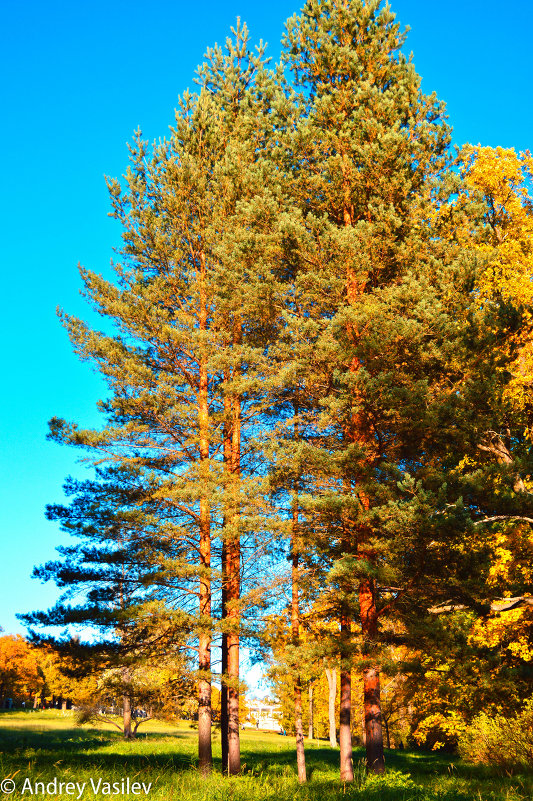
[2,720,532,801]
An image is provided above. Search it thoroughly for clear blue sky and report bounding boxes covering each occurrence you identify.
[1,0,532,637]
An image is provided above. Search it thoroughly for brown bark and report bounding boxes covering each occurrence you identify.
[291,512,307,783]
[227,546,240,776]
[363,667,384,771]
[339,617,354,781]
[342,180,369,781]
[220,387,231,774]
[308,683,314,741]
[220,594,229,774]
[227,329,241,775]
[133,716,153,736]
[359,579,384,774]
[198,546,212,776]
[197,250,212,777]
[478,429,525,492]
[123,694,133,739]
[325,668,337,748]
[294,682,306,782]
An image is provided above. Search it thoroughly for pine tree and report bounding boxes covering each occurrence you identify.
[46,87,235,771]
[277,0,452,777]
[195,23,289,773]
[42,24,285,775]
[19,465,177,737]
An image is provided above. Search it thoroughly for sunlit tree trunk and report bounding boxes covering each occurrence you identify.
[220,572,229,773]
[198,251,212,777]
[325,668,337,748]
[339,616,354,781]
[291,497,307,783]
[227,321,242,776]
[123,693,133,739]
[359,578,384,774]
[221,388,231,774]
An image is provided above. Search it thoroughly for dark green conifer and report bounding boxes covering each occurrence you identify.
[19,466,183,738]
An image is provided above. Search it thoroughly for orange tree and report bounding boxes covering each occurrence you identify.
[0,635,41,706]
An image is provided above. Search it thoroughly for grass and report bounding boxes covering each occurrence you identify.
[0,712,531,800]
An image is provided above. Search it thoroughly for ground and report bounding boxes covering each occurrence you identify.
[0,712,531,800]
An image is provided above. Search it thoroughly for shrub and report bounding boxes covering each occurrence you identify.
[411,711,467,751]
[458,701,533,773]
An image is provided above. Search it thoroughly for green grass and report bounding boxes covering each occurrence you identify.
[0,712,531,800]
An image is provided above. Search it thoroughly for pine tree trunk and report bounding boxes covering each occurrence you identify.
[123,694,133,739]
[221,381,232,775]
[198,251,212,777]
[227,355,241,776]
[340,196,361,783]
[227,567,240,775]
[294,680,306,781]
[291,507,307,783]
[220,604,229,774]
[325,668,337,748]
[339,616,354,782]
[308,683,314,741]
[363,667,384,772]
[359,579,384,774]
[344,178,384,775]
[198,543,212,776]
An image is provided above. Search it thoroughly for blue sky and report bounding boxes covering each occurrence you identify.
[1,0,532,638]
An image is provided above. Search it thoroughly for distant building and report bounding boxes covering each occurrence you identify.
[244,698,283,732]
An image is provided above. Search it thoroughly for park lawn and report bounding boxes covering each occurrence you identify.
[0,712,531,800]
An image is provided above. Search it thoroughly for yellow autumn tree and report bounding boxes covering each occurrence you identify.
[469,518,533,667]
[0,635,41,706]
[461,146,533,411]
[454,146,533,675]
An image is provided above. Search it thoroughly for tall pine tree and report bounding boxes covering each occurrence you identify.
[277,0,451,776]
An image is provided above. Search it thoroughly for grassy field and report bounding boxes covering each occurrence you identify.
[0,712,531,800]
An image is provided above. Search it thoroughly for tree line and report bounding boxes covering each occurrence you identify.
[21,0,533,783]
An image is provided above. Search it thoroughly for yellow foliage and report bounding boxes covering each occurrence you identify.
[412,710,468,751]
[470,607,533,663]
[456,455,478,472]
[462,146,533,411]
[467,521,533,666]
[486,524,533,587]
[0,635,41,702]
[463,146,533,303]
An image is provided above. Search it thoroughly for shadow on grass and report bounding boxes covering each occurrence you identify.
[1,717,532,801]
[0,725,497,777]
[0,723,195,772]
